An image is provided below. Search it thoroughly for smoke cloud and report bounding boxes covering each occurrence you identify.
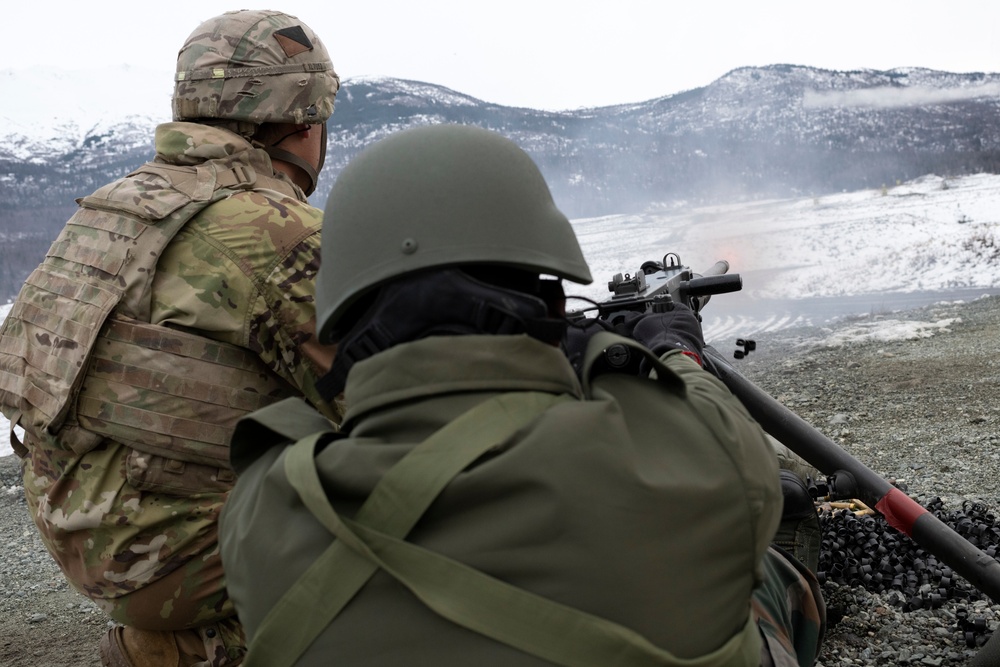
[803,83,1000,109]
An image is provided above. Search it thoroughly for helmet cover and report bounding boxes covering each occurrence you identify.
[172,10,339,127]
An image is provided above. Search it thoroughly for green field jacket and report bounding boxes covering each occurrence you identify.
[220,333,781,665]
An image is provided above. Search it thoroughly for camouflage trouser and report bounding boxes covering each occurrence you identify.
[754,546,826,667]
[22,438,245,665]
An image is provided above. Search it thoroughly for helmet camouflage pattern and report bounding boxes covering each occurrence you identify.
[173,10,339,127]
[316,124,593,342]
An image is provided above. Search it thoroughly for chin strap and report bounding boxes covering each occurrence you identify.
[262,124,327,196]
[315,269,567,400]
[263,148,318,196]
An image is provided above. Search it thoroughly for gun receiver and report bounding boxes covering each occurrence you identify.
[573,253,743,326]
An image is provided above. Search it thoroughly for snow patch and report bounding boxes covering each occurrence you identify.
[821,317,960,347]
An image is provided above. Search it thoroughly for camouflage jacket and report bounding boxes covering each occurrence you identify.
[0,122,336,479]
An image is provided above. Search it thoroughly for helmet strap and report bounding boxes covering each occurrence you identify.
[259,123,326,196]
[315,269,568,400]
[316,123,328,175]
[263,145,320,196]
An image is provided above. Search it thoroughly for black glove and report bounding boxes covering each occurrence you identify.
[629,304,705,366]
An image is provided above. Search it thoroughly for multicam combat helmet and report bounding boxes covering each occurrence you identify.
[172,10,339,131]
[316,124,594,343]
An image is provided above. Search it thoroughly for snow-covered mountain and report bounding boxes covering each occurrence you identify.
[324,67,1000,216]
[3,170,999,457]
[3,63,1000,302]
[0,66,170,163]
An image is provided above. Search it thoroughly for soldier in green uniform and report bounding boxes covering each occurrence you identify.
[0,10,340,667]
[219,124,825,666]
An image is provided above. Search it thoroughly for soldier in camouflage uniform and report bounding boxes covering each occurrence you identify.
[0,10,340,667]
[219,125,825,666]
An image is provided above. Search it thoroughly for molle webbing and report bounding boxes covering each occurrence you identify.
[77,153,290,322]
[0,151,300,459]
[76,317,296,468]
[0,264,120,450]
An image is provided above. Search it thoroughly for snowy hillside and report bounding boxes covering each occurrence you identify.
[577,173,1000,299]
[3,172,999,457]
[571,173,1000,341]
[7,63,1000,302]
[0,66,170,162]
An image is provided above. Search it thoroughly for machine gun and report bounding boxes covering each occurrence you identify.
[570,252,1000,614]
[569,252,742,327]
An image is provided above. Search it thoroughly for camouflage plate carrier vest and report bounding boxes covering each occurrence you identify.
[0,148,299,479]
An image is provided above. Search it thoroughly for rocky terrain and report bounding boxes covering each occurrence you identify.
[736,294,1000,665]
[2,294,1000,665]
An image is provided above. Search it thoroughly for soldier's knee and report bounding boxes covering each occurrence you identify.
[774,469,822,575]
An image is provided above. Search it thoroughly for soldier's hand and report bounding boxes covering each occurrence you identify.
[628,304,705,366]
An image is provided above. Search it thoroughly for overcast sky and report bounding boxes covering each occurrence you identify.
[4,1,1000,110]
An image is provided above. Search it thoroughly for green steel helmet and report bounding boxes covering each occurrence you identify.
[172,10,339,129]
[316,124,593,342]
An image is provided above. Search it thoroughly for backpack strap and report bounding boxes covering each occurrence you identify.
[245,391,567,666]
[579,330,688,398]
[229,397,337,474]
[244,390,761,667]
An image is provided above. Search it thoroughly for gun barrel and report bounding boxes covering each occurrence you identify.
[701,260,730,277]
[704,345,1000,605]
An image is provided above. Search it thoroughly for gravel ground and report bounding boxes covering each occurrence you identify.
[2,294,1000,666]
[734,293,1000,666]
[0,462,106,666]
